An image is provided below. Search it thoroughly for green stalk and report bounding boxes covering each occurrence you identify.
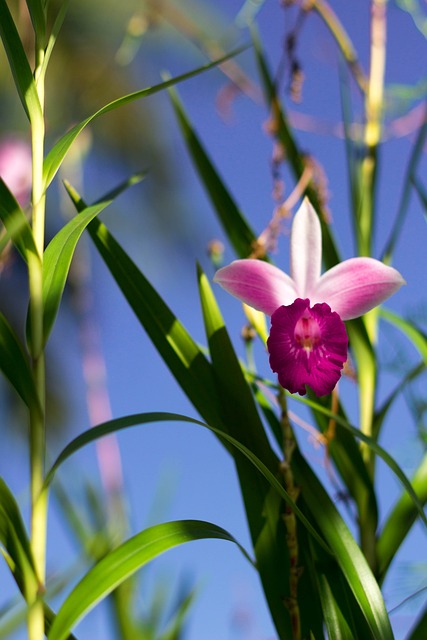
[358,0,387,574]
[359,0,387,450]
[28,32,47,640]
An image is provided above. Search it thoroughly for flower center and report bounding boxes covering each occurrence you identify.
[294,310,321,353]
[267,298,348,396]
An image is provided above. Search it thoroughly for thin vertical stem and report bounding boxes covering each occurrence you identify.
[28,27,48,640]
[278,388,301,640]
[359,0,387,449]
[355,3,387,573]
[359,0,387,260]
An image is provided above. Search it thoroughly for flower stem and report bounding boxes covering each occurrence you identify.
[278,388,301,640]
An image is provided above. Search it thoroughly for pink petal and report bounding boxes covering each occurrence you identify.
[290,198,322,298]
[313,258,405,320]
[267,298,348,396]
[214,259,297,316]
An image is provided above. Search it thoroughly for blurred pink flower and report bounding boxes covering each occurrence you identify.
[214,198,405,396]
[0,137,32,206]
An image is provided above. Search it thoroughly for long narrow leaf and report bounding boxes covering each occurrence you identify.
[44,411,329,553]
[199,265,317,637]
[40,0,71,76]
[296,394,427,529]
[0,178,38,263]
[0,312,39,411]
[293,451,394,640]
[377,452,427,582]
[381,308,427,363]
[43,46,248,190]
[374,361,425,437]
[42,172,145,345]
[308,536,372,640]
[0,0,43,122]
[0,478,38,600]
[406,603,427,640]
[25,0,46,44]
[47,520,251,640]
[381,105,427,262]
[169,88,257,258]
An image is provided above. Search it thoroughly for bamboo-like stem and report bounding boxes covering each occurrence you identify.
[359,0,387,458]
[28,28,48,640]
[359,0,387,261]
[355,5,387,571]
[278,388,301,640]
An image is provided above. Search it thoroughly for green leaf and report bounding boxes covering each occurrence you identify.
[413,175,427,220]
[47,520,250,640]
[169,88,257,258]
[0,0,43,122]
[374,361,425,437]
[73,212,228,434]
[296,393,427,530]
[292,451,394,640]
[0,477,38,601]
[160,587,196,640]
[25,0,46,44]
[395,0,427,37]
[407,601,427,640]
[376,452,427,583]
[381,106,427,262]
[198,265,301,636]
[41,172,145,345]
[0,312,39,410]
[40,0,71,77]
[308,536,372,640]
[44,412,329,554]
[306,387,378,532]
[339,57,358,227]
[380,308,427,363]
[43,46,248,190]
[43,204,107,341]
[0,178,38,263]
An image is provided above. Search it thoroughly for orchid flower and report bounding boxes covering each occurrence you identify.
[214,198,405,397]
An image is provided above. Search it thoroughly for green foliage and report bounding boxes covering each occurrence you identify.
[0,1,426,638]
[0,0,43,122]
[0,313,39,411]
[42,45,248,191]
[47,520,249,640]
[0,178,38,262]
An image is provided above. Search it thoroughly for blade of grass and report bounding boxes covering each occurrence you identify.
[0,0,43,122]
[376,452,427,583]
[380,308,427,363]
[44,411,329,553]
[0,313,40,411]
[41,172,146,345]
[0,178,38,263]
[169,87,257,258]
[47,520,251,640]
[43,46,248,190]
[293,450,394,640]
[381,104,427,262]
